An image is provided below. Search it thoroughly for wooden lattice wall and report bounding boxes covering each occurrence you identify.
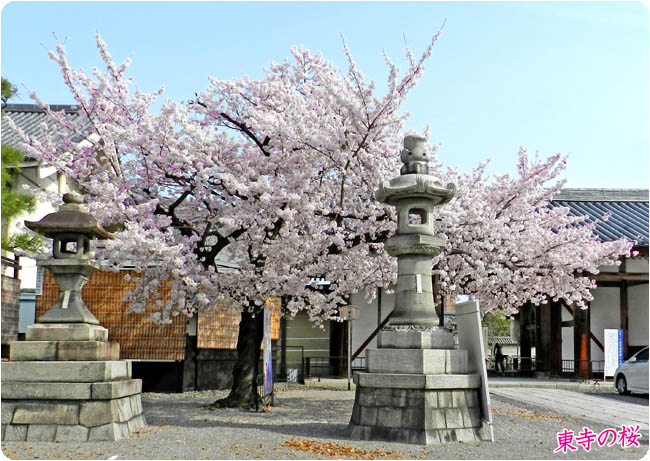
[37,270,282,357]
[197,297,281,350]
[36,270,186,360]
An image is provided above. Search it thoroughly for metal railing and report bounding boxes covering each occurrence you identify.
[489,354,538,372]
[280,346,305,383]
[562,359,605,377]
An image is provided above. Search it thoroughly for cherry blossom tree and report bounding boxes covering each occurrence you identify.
[5,33,632,408]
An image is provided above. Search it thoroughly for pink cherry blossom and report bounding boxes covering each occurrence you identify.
[4,33,631,325]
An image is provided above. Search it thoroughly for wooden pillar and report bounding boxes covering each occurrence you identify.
[573,303,591,379]
[620,281,629,359]
[537,303,551,374]
[519,303,532,372]
[619,256,629,359]
[550,301,563,375]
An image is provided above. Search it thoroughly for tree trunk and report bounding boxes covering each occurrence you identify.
[206,308,263,409]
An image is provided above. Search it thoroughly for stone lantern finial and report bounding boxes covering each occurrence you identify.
[400,133,430,175]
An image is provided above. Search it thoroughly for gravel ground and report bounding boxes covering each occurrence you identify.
[2,383,647,460]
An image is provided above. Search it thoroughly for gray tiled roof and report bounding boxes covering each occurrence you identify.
[489,336,518,345]
[551,189,649,247]
[1,104,91,157]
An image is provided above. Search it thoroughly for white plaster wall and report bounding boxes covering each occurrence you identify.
[561,307,574,361]
[589,287,620,362]
[349,289,379,354]
[3,165,80,289]
[626,257,649,274]
[629,284,649,347]
[349,286,395,354]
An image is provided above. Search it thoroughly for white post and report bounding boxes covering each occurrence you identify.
[347,318,352,391]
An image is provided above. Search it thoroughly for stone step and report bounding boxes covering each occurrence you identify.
[1,360,130,383]
[2,394,143,427]
[26,323,108,342]
[354,372,481,390]
[378,328,454,349]
[366,349,467,374]
[349,384,490,445]
[10,341,119,361]
[2,411,147,442]
[1,379,141,400]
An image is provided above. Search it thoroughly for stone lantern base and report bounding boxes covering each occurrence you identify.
[348,329,491,445]
[1,323,146,442]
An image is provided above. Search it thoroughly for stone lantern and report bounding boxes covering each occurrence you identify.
[348,134,488,445]
[376,133,455,330]
[2,192,146,442]
[24,191,112,325]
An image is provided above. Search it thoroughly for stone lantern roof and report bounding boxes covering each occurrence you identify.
[25,192,112,240]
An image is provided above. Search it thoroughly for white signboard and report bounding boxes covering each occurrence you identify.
[35,266,44,296]
[456,299,494,442]
[604,328,624,378]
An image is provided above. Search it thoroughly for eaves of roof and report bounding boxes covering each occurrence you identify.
[1,104,92,158]
[550,189,649,247]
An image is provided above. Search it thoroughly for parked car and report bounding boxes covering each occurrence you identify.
[614,347,649,395]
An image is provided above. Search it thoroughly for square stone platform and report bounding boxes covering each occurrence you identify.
[1,323,146,441]
[348,328,490,445]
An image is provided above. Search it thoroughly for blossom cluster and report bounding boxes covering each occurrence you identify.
[3,33,632,323]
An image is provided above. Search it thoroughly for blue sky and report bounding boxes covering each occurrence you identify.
[2,1,648,188]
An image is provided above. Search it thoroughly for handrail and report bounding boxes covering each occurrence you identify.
[351,311,393,361]
[1,255,21,279]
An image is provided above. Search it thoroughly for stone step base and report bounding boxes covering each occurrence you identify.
[1,360,131,383]
[348,423,490,444]
[366,348,467,374]
[354,372,480,389]
[2,391,146,441]
[10,340,119,361]
[349,380,490,445]
[2,379,141,400]
[378,327,454,349]
[26,323,108,342]
[2,415,146,442]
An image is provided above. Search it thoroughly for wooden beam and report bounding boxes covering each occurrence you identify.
[590,272,648,282]
[627,280,649,287]
[590,331,604,352]
[351,311,393,361]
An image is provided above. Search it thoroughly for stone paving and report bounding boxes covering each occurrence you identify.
[490,387,649,431]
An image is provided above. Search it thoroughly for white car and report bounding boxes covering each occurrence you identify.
[614,347,649,395]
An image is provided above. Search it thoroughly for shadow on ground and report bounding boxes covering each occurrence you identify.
[143,396,352,440]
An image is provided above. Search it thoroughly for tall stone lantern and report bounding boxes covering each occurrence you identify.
[25,192,111,325]
[377,134,455,332]
[348,134,489,445]
[1,192,147,442]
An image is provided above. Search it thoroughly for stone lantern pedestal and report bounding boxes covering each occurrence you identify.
[1,193,145,442]
[348,135,490,444]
